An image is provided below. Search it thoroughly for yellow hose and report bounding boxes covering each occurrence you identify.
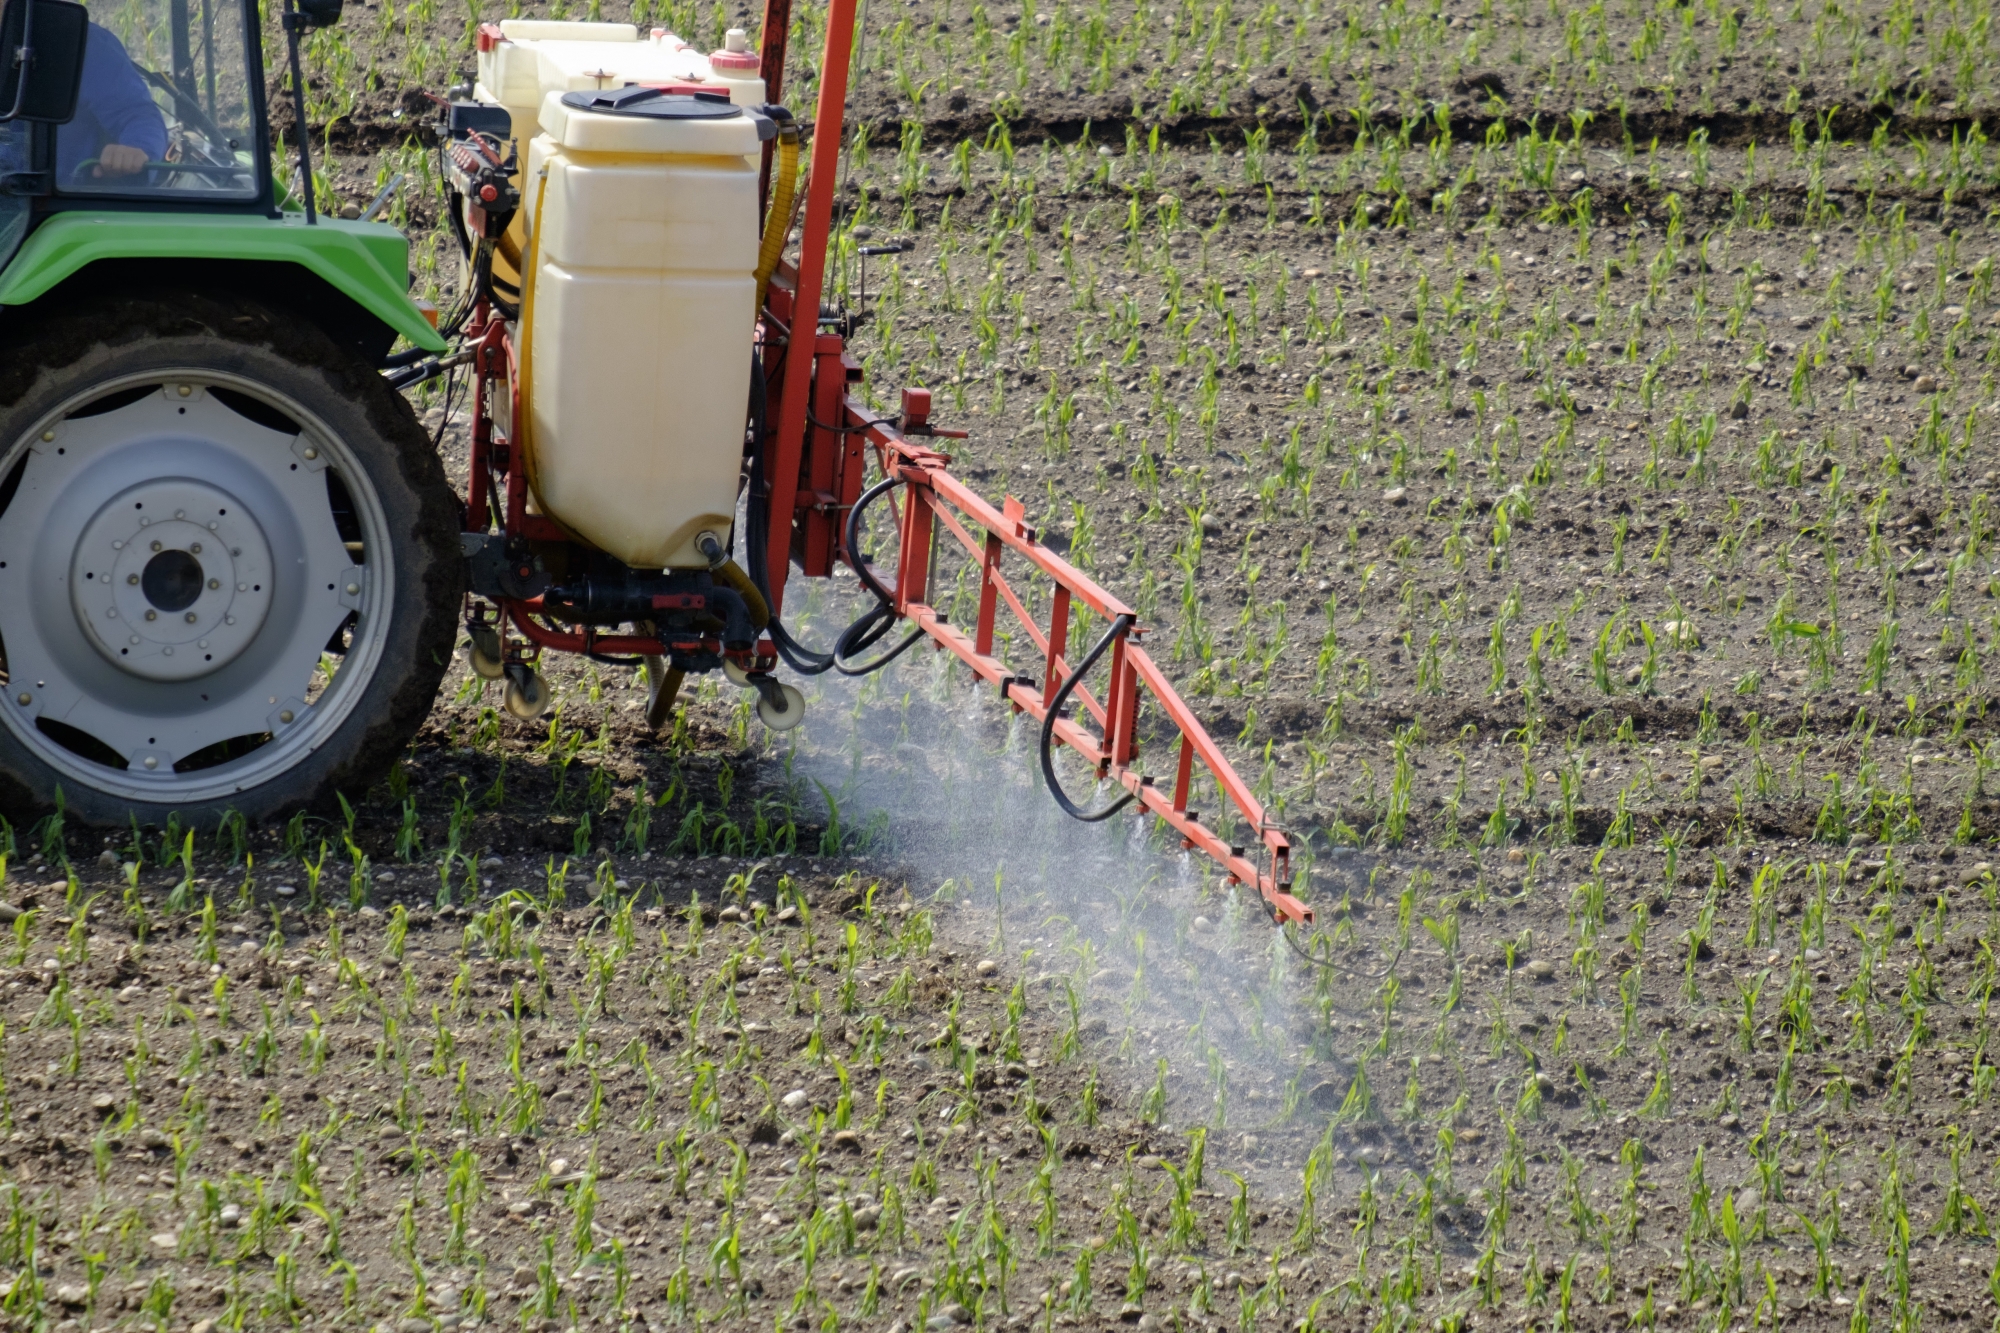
[714,559,771,628]
[493,214,524,292]
[515,170,550,502]
[754,125,800,309]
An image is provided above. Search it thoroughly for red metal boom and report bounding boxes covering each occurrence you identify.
[751,0,1305,924]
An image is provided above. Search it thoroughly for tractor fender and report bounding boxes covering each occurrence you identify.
[0,212,448,364]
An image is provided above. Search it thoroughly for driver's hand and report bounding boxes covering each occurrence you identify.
[95,144,150,177]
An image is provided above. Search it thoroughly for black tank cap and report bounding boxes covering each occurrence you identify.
[560,87,742,117]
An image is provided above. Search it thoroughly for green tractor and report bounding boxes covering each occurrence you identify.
[0,0,463,827]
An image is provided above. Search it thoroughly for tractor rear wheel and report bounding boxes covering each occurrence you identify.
[0,293,463,827]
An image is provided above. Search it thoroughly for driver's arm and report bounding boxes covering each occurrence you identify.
[78,23,168,177]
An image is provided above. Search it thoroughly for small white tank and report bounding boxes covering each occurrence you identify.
[474,20,751,180]
[522,88,770,570]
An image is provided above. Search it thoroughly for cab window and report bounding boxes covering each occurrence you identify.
[56,0,258,198]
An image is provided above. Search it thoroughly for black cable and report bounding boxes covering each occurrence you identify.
[740,384,919,679]
[829,475,925,675]
[836,602,925,675]
[385,360,444,390]
[1038,612,1137,823]
[1282,922,1399,978]
[804,406,884,436]
[443,183,473,263]
[431,361,464,454]
[841,474,903,604]
[741,355,833,676]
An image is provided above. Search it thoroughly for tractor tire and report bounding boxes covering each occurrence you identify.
[0,292,463,828]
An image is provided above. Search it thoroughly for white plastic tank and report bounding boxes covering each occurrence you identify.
[521,87,772,570]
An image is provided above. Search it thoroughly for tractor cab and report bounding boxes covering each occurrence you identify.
[0,0,270,268]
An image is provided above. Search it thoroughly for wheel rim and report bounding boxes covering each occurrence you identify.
[0,371,397,807]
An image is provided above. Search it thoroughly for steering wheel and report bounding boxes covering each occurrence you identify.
[68,156,250,183]
[135,67,235,151]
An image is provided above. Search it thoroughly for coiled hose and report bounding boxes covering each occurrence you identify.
[737,112,916,680]
[1039,613,1138,822]
[748,474,922,677]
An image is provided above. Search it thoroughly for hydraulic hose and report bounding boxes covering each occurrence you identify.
[754,118,800,311]
[712,559,771,629]
[741,396,921,678]
[514,170,550,493]
[1039,612,1138,823]
[754,475,920,676]
[831,475,926,675]
[842,474,903,605]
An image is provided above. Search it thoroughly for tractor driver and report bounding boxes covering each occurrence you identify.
[55,20,168,181]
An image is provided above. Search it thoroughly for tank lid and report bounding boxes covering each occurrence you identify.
[559,86,740,117]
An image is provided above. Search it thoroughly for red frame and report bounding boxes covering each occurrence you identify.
[455,0,1304,924]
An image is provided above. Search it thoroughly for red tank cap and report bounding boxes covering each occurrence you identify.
[710,26,760,71]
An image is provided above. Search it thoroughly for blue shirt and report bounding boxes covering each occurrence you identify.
[55,23,168,183]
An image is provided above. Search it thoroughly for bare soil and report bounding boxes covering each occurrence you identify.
[12,1,2000,1330]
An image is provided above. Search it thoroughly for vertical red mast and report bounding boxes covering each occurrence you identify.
[758,0,856,617]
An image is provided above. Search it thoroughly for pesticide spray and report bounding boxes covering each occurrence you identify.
[759,578,1431,1203]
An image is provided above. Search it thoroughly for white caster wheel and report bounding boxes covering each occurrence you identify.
[755,682,806,731]
[502,666,552,719]
[723,657,753,688]
[464,624,505,679]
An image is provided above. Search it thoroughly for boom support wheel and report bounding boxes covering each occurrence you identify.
[0,294,464,827]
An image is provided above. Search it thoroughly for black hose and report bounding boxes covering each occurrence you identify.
[841,474,904,605]
[1038,612,1137,822]
[1282,922,1397,978]
[805,406,883,436]
[741,392,919,678]
[385,360,445,390]
[741,354,837,676]
[829,475,925,675]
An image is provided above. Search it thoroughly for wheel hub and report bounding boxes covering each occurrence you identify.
[69,480,274,682]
